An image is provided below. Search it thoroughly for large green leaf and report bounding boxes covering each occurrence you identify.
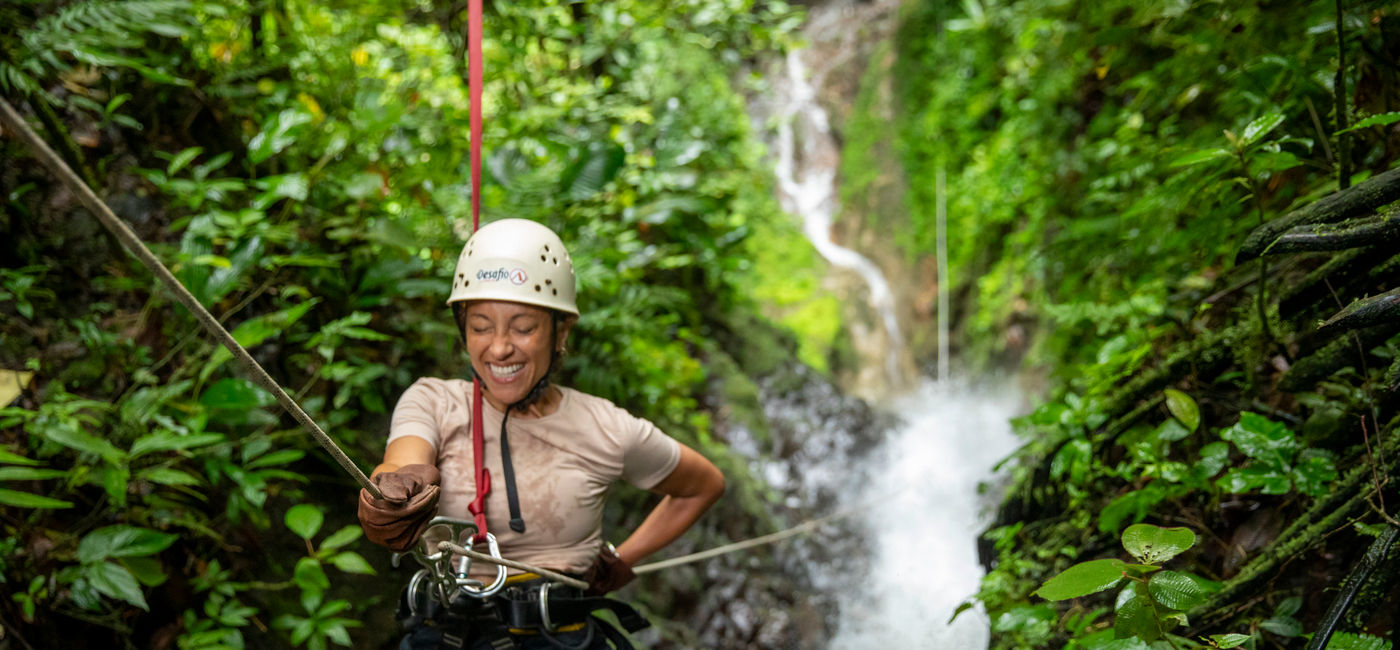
[0,466,66,480]
[1034,558,1126,600]
[1146,570,1207,610]
[85,561,149,610]
[1112,589,1160,642]
[293,557,330,593]
[1337,111,1400,134]
[37,419,125,465]
[329,551,375,575]
[1162,389,1199,432]
[1210,634,1253,649]
[138,467,203,487]
[1217,466,1291,495]
[285,504,324,540]
[1325,632,1394,650]
[1239,111,1285,147]
[0,488,73,509]
[1220,412,1297,468]
[1291,450,1338,497]
[1121,524,1195,565]
[248,109,313,164]
[0,448,41,466]
[129,432,225,458]
[319,525,362,551]
[203,236,264,304]
[200,377,276,425]
[78,525,179,564]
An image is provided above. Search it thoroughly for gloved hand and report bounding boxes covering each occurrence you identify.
[583,543,635,596]
[357,464,441,553]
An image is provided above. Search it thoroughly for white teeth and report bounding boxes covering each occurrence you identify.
[489,363,524,377]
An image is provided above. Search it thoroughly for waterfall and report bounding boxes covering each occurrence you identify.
[770,49,907,395]
[755,3,1025,645]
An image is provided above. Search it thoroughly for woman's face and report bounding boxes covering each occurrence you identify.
[464,300,570,410]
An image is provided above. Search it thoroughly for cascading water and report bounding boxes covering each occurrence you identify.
[755,0,1025,645]
[771,48,906,393]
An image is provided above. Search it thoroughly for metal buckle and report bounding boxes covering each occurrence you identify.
[538,581,558,632]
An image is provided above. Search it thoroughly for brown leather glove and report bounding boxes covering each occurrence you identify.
[357,464,441,553]
[582,543,635,596]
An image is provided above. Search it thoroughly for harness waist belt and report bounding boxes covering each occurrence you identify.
[499,581,650,633]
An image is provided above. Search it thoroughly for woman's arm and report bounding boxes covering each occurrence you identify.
[373,436,437,477]
[614,444,725,566]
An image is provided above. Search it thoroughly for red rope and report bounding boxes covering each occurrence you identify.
[465,0,490,544]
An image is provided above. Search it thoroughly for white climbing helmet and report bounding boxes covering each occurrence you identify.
[446,218,579,318]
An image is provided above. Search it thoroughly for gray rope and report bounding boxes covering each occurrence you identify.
[631,507,853,575]
[438,541,590,590]
[0,97,382,500]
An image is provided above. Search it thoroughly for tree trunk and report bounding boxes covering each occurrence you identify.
[1237,166,1400,263]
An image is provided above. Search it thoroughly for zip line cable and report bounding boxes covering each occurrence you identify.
[1,96,869,585]
[0,97,384,502]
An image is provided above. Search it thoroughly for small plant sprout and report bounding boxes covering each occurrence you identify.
[1035,523,1235,646]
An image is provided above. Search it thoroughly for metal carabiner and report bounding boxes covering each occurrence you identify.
[456,532,508,599]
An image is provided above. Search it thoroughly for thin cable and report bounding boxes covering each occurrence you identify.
[0,97,383,500]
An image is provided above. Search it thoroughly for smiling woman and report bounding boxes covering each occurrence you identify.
[356,219,726,649]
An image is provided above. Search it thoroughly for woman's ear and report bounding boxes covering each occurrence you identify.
[556,317,574,353]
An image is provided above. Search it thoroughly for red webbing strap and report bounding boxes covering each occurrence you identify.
[468,380,490,542]
[469,0,482,232]
[466,0,489,544]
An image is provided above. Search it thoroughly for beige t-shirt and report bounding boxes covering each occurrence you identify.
[387,377,681,577]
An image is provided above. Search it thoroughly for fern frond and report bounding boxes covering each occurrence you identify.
[15,0,194,98]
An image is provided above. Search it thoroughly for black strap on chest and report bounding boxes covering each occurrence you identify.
[498,410,527,534]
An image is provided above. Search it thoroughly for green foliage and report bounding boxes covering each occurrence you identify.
[1036,524,1221,646]
[1215,412,1338,497]
[1325,633,1394,650]
[2,0,805,646]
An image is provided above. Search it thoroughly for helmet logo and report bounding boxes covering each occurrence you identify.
[476,267,528,284]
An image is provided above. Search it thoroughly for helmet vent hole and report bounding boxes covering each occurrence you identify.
[540,255,546,261]
[464,280,470,287]
[545,279,552,285]
[551,288,558,296]
[552,257,558,264]
[544,245,551,252]
[534,284,541,292]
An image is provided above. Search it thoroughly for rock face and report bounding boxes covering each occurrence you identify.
[669,356,894,649]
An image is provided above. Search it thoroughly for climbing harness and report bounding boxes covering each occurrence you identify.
[395,516,648,649]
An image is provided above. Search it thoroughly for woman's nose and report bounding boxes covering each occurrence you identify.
[488,331,513,357]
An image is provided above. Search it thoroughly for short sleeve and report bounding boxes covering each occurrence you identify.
[619,414,681,489]
[387,378,450,450]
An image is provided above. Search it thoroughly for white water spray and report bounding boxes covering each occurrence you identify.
[829,380,1020,647]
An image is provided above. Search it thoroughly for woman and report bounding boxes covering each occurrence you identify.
[357,219,725,650]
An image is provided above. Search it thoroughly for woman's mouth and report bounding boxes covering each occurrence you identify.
[488,362,525,380]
